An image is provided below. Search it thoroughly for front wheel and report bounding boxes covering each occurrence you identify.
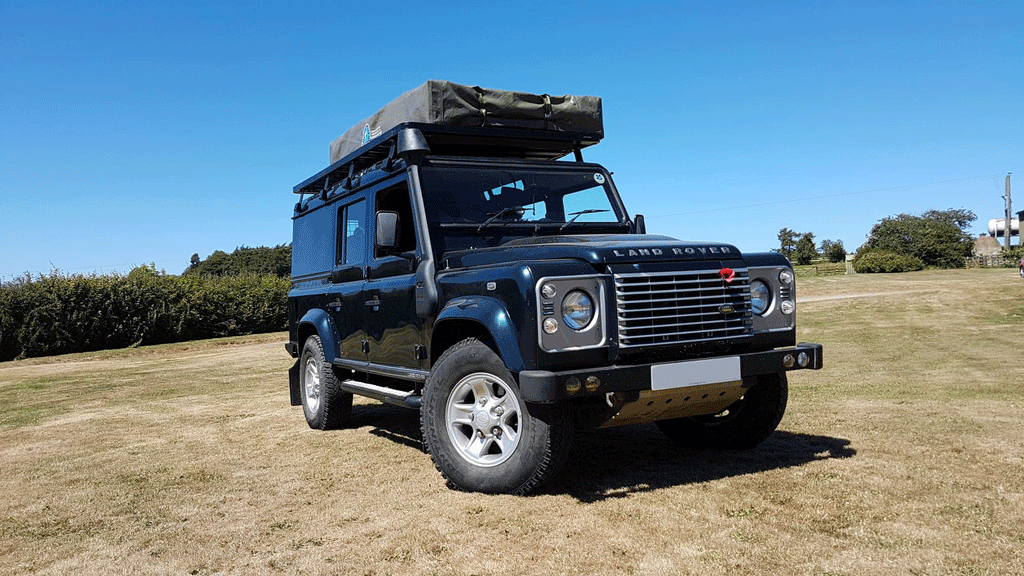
[421,338,572,494]
[657,372,788,449]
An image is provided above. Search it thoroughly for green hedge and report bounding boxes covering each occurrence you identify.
[852,250,925,274]
[0,266,289,362]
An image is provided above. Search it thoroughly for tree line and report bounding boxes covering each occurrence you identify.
[776,229,847,265]
[185,244,291,277]
[776,208,991,273]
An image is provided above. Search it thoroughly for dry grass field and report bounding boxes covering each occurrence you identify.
[1,268,1022,575]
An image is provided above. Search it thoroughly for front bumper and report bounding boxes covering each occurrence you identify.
[517,342,822,403]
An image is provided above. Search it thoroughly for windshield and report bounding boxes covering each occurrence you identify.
[419,165,623,227]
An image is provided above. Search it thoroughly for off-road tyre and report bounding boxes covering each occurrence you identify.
[299,335,352,430]
[656,372,788,449]
[421,338,573,494]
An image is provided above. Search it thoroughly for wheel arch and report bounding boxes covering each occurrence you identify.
[297,308,340,361]
[433,296,525,373]
[290,309,340,407]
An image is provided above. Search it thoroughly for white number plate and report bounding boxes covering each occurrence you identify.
[650,357,742,391]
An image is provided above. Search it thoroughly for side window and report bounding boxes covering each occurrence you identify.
[336,199,367,266]
[374,183,417,259]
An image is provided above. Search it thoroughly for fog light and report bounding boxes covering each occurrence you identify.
[783,354,795,368]
[780,300,795,314]
[585,376,600,392]
[797,352,809,367]
[565,377,581,395]
[543,318,558,334]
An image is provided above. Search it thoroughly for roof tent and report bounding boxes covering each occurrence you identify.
[329,80,603,163]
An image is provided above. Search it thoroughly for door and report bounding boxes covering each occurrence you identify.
[364,181,424,370]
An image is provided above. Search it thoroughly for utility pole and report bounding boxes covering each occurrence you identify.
[1004,173,1012,249]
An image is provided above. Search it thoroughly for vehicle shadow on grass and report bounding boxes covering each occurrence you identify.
[547,426,856,502]
[351,403,426,451]
[350,403,855,502]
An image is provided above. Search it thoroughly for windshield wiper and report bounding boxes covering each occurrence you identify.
[477,206,527,234]
[559,209,610,231]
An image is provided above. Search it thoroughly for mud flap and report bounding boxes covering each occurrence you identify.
[288,359,301,406]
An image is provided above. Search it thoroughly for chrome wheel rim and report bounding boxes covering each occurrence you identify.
[445,372,523,467]
[303,355,321,414]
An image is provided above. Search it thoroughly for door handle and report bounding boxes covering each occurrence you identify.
[365,298,381,307]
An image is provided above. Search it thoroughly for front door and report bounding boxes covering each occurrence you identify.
[364,181,423,370]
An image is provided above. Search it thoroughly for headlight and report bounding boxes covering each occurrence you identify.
[561,290,595,330]
[750,280,771,315]
[537,276,605,351]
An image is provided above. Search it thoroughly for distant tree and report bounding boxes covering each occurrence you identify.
[819,239,847,263]
[184,245,292,277]
[776,228,799,258]
[793,232,817,265]
[859,208,975,269]
[924,208,976,231]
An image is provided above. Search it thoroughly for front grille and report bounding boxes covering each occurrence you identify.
[614,269,753,348]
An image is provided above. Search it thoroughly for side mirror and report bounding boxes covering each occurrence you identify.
[634,214,646,235]
[376,211,400,250]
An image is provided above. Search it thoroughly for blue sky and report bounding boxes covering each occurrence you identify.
[2,0,1021,280]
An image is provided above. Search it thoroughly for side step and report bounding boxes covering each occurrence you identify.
[339,379,422,410]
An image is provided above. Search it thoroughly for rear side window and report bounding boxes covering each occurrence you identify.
[336,199,366,266]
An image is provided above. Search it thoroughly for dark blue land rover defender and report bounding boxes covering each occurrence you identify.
[286,82,822,494]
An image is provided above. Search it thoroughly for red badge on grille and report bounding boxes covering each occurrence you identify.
[719,267,735,283]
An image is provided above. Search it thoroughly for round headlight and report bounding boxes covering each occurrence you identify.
[561,290,595,331]
[750,280,771,315]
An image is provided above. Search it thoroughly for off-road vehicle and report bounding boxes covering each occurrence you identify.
[286,81,823,494]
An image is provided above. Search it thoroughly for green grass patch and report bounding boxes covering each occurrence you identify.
[0,404,66,428]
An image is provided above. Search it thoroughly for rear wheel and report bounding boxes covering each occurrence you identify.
[421,338,572,494]
[657,372,787,449]
[299,335,352,430]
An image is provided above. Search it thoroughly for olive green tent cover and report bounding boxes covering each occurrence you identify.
[329,80,603,163]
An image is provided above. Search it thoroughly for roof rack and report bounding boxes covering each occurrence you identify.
[293,123,601,195]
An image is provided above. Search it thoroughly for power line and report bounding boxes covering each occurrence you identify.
[647,174,1001,218]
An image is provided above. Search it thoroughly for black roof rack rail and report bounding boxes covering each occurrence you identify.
[293,123,601,195]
